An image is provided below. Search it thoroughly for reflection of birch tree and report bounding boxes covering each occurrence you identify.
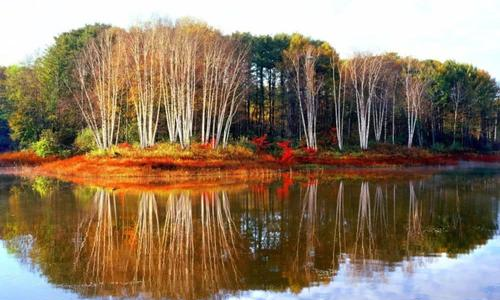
[332,181,345,268]
[159,192,194,299]
[406,181,422,253]
[134,192,160,285]
[453,182,462,234]
[354,182,374,259]
[293,180,318,282]
[131,190,240,299]
[200,191,240,294]
[373,184,388,232]
[74,189,118,284]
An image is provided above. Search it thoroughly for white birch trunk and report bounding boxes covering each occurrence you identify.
[75,29,125,150]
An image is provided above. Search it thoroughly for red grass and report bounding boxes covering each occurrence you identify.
[0,151,56,167]
[304,147,318,156]
[2,146,499,191]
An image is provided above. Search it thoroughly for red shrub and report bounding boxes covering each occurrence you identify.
[329,127,338,146]
[252,134,269,152]
[277,140,294,165]
[304,147,317,156]
[117,142,132,149]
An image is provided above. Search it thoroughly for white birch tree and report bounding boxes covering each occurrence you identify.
[286,43,323,151]
[75,28,126,150]
[404,61,427,148]
[200,35,248,148]
[347,54,384,150]
[372,89,388,143]
[450,81,465,144]
[331,55,347,151]
[167,23,198,148]
[126,25,162,148]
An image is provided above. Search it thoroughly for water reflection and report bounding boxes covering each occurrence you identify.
[74,189,118,286]
[0,168,499,300]
[291,180,319,286]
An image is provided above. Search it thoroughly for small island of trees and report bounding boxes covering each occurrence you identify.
[0,18,499,176]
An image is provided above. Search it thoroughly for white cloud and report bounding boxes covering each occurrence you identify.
[230,237,500,300]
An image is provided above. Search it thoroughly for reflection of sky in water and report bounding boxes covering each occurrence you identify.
[0,171,499,300]
[2,234,499,299]
[0,241,80,300]
[232,233,500,300]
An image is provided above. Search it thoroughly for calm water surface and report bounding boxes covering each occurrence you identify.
[0,165,499,300]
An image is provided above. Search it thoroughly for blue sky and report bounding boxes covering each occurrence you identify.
[1,0,499,80]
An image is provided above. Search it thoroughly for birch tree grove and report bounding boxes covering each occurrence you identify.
[165,24,198,148]
[33,20,491,154]
[404,62,427,148]
[157,25,177,143]
[331,56,346,151]
[200,35,248,148]
[372,77,389,143]
[75,29,126,150]
[286,44,322,151]
[127,26,162,148]
[348,54,384,150]
[451,81,464,143]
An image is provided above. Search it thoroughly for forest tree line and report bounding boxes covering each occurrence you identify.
[0,19,498,155]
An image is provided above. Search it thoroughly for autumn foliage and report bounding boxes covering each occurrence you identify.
[277,141,294,165]
[251,134,269,152]
[0,151,56,167]
[276,173,294,199]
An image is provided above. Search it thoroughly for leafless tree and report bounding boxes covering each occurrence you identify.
[159,22,199,148]
[372,87,388,143]
[75,29,126,150]
[287,45,322,150]
[404,61,427,148]
[450,81,465,143]
[347,54,384,150]
[126,24,162,148]
[331,56,347,151]
[200,34,248,148]
[157,24,177,143]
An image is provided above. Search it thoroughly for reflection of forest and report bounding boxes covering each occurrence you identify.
[0,171,498,299]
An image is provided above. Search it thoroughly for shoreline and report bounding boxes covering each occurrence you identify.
[1,149,499,190]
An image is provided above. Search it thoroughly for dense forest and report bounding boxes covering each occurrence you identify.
[0,19,498,156]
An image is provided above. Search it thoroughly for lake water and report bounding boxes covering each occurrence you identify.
[0,165,499,300]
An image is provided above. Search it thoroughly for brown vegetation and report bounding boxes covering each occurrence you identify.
[0,150,56,167]
[1,143,499,190]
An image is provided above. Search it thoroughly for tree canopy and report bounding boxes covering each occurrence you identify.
[0,20,498,154]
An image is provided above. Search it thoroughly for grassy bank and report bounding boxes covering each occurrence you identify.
[1,143,499,189]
